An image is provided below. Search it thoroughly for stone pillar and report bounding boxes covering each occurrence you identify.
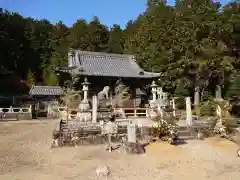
[163,92,168,107]
[82,78,90,103]
[172,98,176,117]
[151,81,157,101]
[194,86,200,116]
[127,121,136,143]
[215,85,222,101]
[92,95,98,123]
[216,105,222,124]
[186,97,192,126]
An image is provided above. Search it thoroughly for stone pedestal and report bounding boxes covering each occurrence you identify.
[124,142,145,154]
[172,98,176,117]
[76,112,92,122]
[78,102,90,110]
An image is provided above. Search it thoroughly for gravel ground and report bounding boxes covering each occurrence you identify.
[0,120,240,180]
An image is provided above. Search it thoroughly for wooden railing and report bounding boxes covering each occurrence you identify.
[113,108,149,118]
[58,107,150,120]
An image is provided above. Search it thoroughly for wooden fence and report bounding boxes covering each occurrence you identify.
[113,108,149,118]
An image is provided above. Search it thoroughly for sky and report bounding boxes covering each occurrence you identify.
[0,0,231,28]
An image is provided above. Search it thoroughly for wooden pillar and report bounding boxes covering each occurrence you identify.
[132,87,136,107]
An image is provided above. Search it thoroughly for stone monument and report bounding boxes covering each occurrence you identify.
[215,85,223,101]
[194,86,200,116]
[123,121,145,154]
[127,121,137,143]
[101,116,118,152]
[171,98,176,117]
[186,97,193,126]
[92,95,98,123]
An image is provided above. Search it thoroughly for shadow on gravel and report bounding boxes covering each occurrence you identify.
[171,139,188,146]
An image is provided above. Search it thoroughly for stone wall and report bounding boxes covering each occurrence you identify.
[0,106,32,120]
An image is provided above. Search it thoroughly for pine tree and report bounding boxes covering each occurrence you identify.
[26,69,35,87]
[107,24,123,54]
[43,66,58,86]
[85,16,109,52]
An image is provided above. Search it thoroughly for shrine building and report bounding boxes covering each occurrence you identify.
[56,50,160,107]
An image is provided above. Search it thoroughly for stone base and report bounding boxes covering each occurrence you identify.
[78,101,90,110]
[124,142,145,154]
[76,112,92,122]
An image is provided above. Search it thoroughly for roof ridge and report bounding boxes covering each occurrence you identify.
[32,85,61,88]
[74,50,134,59]
[128,56,144,72]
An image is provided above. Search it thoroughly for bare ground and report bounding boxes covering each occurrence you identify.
[0,120,240,180]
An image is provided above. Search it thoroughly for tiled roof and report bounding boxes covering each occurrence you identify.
[58,50,161,78]
[29,86,63,96]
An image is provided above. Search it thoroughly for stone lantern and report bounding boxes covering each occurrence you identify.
[82,77,90,103]
[157,87,163,100]
[151,80,158,101]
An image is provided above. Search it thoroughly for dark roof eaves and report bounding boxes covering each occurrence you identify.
[57,69,160,78]
[73,50,135,59]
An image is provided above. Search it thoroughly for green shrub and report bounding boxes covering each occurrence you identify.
[225,74,240,100]
[175,97,185,109]
[174,81,189,109]
[202,90,213,101]
[200,100,216,116]
[224,119,238,134]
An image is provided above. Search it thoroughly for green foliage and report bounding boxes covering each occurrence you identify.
[67,19,88,49]
[225,74,240,100]
[200,100,216,116]
[202,90,213,101]
[26,69,35,87]
[43,66,58,86]
[115,82,131,100]
[1,0,240,95]
[85,16,109,52]
[174,81,189,109]
[174,82,189,97]
[107,24,124,54]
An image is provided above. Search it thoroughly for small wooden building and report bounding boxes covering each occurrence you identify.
[56,50,160,107]
[29,86,63,117]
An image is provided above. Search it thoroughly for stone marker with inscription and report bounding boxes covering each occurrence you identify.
[127,121,136,143]
[124,121,145,154]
